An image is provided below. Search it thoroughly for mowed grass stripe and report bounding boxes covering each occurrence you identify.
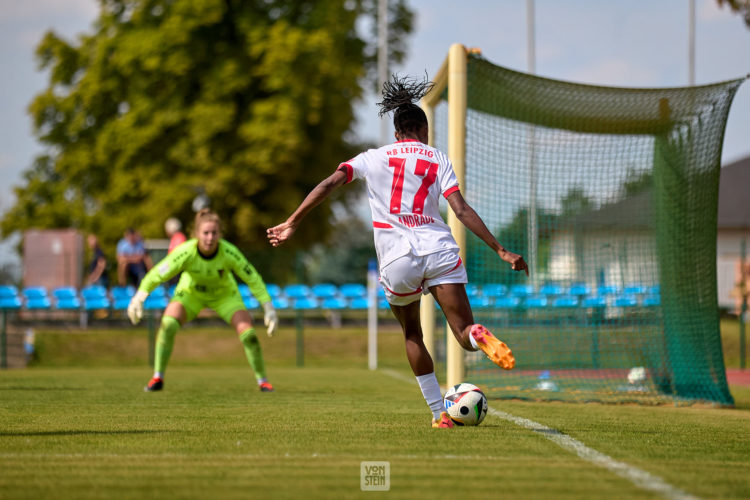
[487,407,699,500]
[384,367,700,500]
[1,366,748,499]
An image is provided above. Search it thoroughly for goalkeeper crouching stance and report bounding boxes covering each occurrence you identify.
[127,208,278,393]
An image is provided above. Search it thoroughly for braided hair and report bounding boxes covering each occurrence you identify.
[376,74,434,137]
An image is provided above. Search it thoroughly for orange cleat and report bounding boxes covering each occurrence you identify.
[259,381,274,392]
[144,376,163,392]
[470,324,515,370]
[431,412,455,429]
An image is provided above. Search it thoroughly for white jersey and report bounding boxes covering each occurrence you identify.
[338,139,461,268]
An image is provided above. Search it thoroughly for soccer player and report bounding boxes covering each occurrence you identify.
[267,75,528,428]
[127,208,279,393]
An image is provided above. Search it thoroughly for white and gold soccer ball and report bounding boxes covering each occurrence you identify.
[443,383,488,426]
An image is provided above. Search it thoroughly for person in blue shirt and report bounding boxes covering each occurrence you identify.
[116,228,153,287]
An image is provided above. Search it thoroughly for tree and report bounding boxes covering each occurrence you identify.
[717,0,750,28]
[560,186,593,218]
[1,0,413,261]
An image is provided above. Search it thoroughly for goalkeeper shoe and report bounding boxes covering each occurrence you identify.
[144,376,163,392]
[432,412,455,429]
[470,324,515,370]
[258,381,274,392]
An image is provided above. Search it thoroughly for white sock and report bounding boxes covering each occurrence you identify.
[468,327,479,349]
[416,372,444,420]
[154,372,163,379]
[257,377,268,386]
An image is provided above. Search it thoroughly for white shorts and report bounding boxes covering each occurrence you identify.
[380,248,467,306]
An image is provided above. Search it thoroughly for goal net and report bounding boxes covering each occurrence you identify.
[424,45,744,405]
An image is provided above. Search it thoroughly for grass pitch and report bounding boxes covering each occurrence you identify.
[1,325,749,499]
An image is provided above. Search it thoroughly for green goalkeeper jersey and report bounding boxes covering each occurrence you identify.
[138,239,272,304]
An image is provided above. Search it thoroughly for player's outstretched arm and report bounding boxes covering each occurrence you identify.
[267,169,348,247]
[446,190,529,276]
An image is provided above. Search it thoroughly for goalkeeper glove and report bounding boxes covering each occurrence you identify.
[263,301,278,337]
[127,290,149,325]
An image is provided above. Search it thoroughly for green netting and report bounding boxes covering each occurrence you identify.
[434,53,744,406]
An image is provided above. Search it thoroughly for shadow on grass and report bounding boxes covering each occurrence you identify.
[0,430,171,437]
[0,387,87,391]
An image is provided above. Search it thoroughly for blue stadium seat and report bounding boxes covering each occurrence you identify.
[349,297,371,309]
[378,297,390,309]
[266,284,282,298]
[465,283,480,298]
[623,284,647,295]
[243,296,260,309]
[642,295,661,307]
[510,284,534,297]
[340,283,367,299]
[648,285,660,296]
[597,285,619,297]
[495,296,521,309]
[111,286,135,310]
[168,284,177,297]
[582,296,607,308]
[321,297,347,309]
[469,296,492,308]
[539,284,564,296]
[144,286,168,310]
[568,283,591,297]
[311,283,338,299]
[0,285,22,310]
[481,283,508,298]
[23,287,51,310]
[52,287,81,310]
[613,294,638,308]
[552,296,579,308]
[82,285,110,311]
[284,284,310,299]
[525,296,548,308]
[272,297,289,309]
[293,297,318,310]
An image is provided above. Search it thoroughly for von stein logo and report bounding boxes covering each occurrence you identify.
[360,461,390,491]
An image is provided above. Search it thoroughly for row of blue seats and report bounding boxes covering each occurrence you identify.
[468,293,660,309]
[0,284,139,311]
[0,283,661,312]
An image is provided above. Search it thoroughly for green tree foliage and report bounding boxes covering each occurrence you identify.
[620,167,653,198]
[717,0,750,27]
[1,0,413,267]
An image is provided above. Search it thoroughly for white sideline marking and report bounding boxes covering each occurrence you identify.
[381,369,699,500]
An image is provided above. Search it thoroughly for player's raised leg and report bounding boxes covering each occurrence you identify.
[145,301,187,391]
[430,283,515,370]
[389,300,453,428]
[231,309,273,392]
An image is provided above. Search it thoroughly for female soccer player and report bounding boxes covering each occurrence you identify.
[267,75,528,428]
[127,208,279,393]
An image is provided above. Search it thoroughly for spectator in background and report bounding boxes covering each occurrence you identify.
[117,228,153,287]
[165,217,187,254]
[165,217,187,287]
[731,258,750,319]
[85,234,109,288]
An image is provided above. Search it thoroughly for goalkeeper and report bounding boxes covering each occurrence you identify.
[127,208,278,393]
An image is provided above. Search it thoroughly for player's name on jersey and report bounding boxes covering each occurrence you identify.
[398,214,436,228]
[385,146,435,158]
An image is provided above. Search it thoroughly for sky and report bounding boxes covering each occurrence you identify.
[1,0,749,267]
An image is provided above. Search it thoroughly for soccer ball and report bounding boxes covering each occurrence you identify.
[443,383,488,426]
[627,366,647,385]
